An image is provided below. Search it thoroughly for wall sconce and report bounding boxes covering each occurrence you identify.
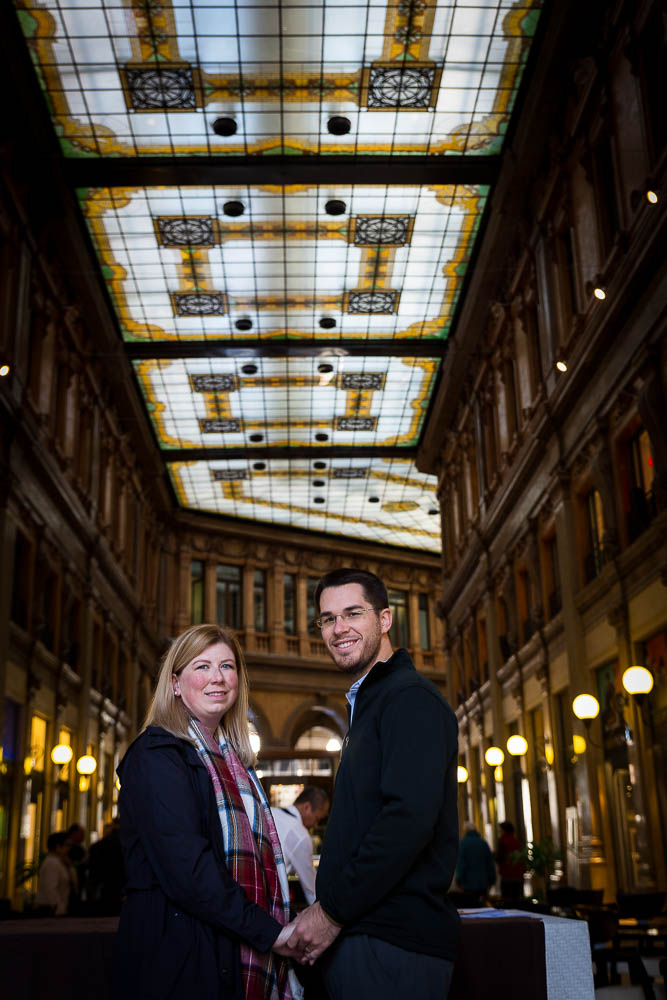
[485,746,504,767]
[544,741,555,766]
[507,735,528,756]
[572,734,587,755]
[249,732,261,755]
[622,666,653,696]
[51,744,73,766]
[457,766,469,783]
[0,364,9,377]
[76,754,97,775]
[325,737,342,752]
[585,279,606,301]
[555,359,568,373]
[494,765,504,782]
[572,693,599,725]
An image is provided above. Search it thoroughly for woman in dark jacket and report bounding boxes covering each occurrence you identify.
[115,623,302,1000]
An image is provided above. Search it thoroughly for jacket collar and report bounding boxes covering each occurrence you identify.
[352,647,414,703]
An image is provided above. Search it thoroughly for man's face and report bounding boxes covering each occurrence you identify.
[318,582,391,677]
[300,801,329,829]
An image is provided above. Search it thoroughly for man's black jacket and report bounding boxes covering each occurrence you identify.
[316,648,460,960]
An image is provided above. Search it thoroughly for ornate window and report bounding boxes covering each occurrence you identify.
[346,290,398,314]
[366,64,437,110]
[192,375,237,392]
[172,292,226,316]
[156,217,217,248]
[123,65,197,111]
[253,570,267,632]
[353,216,413,246]
[190,560,204,625]
[216,564,241,630]
[388,588,410,648]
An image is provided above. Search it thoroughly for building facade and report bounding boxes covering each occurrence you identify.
[419,0,667,897]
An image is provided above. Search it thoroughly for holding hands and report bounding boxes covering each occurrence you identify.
[273,902,341,965]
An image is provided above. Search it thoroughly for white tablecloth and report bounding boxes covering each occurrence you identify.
[461,909,595,1000]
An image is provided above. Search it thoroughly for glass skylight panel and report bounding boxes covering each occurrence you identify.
[78,183,488,342]
[169,457,441,552]
[16,0,542,158]
[133,356,437,450]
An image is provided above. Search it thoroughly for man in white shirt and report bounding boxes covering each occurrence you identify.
[272,786,329,905]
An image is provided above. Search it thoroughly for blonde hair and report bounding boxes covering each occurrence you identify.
[142,623,255,768]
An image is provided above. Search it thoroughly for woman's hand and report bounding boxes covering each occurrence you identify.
[273,920,304,959]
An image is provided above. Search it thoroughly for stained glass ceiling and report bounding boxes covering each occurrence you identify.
[13,0,543,552]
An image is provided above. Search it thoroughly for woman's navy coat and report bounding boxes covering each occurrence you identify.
[115,726,282,1000]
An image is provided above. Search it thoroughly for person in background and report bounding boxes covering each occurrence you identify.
[36,831,71,915]
[115,623,303,1000]
[271,786,329,905]
[495,820,524,899]
[87,816,126,915]
[65,821,87,912]
[455,822,497,902]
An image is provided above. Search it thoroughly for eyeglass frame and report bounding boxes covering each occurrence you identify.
[314,606,382,631]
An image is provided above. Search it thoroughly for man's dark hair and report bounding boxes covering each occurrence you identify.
[47,831,68,852]
[314,568,389,615]
[499,821,515,834]
[294,785,330,810]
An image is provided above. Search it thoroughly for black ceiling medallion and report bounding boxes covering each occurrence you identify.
[253,461,266,470]
[319,317,337,329]
[124,65,196,111]
[314,497,326,504]
[317,363,334,373]
[249,433,264,442]
[327,115,352,135]
[313,479,326,487]
[241,363,258,374]
[368,496,380,503]
[315,433,329,442]
[325,199,347,216]
[313,461,327,469]
[235,318,253,331]
[212,117,237,136]
[223,200,245,217]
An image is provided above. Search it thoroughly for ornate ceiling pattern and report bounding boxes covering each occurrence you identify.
[13,0,543,552]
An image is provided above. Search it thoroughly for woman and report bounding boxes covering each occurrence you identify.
[115,624,301,1000]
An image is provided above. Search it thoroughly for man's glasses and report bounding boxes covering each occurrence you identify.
[315,607,379,631]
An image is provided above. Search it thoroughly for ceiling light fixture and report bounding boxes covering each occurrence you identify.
[327,116,351,135]
[319,317,337,329]
[235,318,253,331]
[646,190,658,204]
[315,433,329,441]
[223,200,244,217]
[457,766,469,783]
[556,359,568,372]
[0,364,9,377]
[484,746,504,767]
[325,199,346,216]
[593,286,606,301]
[368,496,380,503]
[253,462,266,471]
[507,735,528,756]
[241,363,258,374]
[318,363,334,373]
[313,461,327,470]
[212,117,237,136]
[249,433,264,442]
[622,665,653,696]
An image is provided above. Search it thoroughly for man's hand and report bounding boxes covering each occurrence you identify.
[286,901,342,964]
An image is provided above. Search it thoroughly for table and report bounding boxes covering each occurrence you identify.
[0,909,594,1000]
[453,909,595,1000]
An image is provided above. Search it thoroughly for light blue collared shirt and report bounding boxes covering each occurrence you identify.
[345,659,388,724]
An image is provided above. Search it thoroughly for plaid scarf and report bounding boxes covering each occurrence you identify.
[189,719,301,1000]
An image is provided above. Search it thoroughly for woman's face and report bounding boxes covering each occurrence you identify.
[173,640,239,731]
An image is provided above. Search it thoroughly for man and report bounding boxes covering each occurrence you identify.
[287,568,460,1000]
[272,786,329,905]
[36,831,71,915]
[495,820,524,899]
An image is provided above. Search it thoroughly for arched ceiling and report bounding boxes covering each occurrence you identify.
[13,0,543,552]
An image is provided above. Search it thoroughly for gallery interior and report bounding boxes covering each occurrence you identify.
[0,0,665,922]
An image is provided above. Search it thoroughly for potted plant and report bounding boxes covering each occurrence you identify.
[511,837,562,900]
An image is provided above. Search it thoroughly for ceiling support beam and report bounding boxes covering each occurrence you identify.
[125,338,449,360]
[163,446,416,462]
[66,156,499,189]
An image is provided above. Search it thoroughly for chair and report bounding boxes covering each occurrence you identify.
[617,892,666,920]
[575,904,656,1000]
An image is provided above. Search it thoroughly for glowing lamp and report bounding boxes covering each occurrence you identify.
[593,287,606,301]
[457,766,469,784]
[507,735,528,757]
[485,746,504,767]
[572,734,587,755]
[326,737,342,752]
[646,190,658,204]
[494,766,503,782]
[572,694,599,721]
[249,732,261,755]
[0,364,9,377]
[556,360,568,373]
[544,744,555,766]
[51,744,73,766]
[78,776,89,792]
[622,666,653,696]
[76,754,97,775]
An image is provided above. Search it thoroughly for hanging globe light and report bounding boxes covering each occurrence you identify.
[506,735,528,756]
[572,694,599,720]
[457,766,469,783]
[485,746,504,767]
[622,666,653,696]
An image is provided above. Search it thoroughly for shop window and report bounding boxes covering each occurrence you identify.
[418,594,430,651]
[307,578,319,637]
[19,714,48,894]
[190,560,204,625]
[284,574,296,635]
[0,700,20,889]
[389,589,409,649]
[253,569,267,632]
[627,429,656,541]
[216,564,241,629]
[585,489,606,582]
